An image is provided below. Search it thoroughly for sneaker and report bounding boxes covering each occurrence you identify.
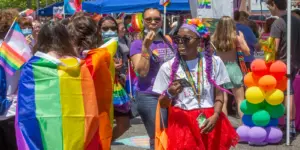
[290,120,296,139]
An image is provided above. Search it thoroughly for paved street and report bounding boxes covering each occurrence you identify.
[111,116,300,150]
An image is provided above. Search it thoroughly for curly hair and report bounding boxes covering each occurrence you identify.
[0,9,19,39]
[68,15,102,53]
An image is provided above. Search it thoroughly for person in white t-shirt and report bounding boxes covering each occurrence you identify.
[152,18,239,149]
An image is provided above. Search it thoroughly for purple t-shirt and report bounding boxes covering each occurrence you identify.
[130,40,175,94]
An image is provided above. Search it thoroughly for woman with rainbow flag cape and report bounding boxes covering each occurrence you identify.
[98,16,131,141]
[153,18,238,150]
[68,14,117,150]
[130,8,175,149]
[16,22,100,150]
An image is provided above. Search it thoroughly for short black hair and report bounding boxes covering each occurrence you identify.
[292,9,300,16]
[267,0,287,10]
[142,8,161,18]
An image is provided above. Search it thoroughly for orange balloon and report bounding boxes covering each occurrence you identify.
[244,72,259,88]
[251,59,268,77]
[258,75,277,91]
[269,61,287,80]
[276,76,288,91]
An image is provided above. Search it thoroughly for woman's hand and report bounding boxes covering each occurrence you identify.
[142,30,156,50]
[159,81,183,108]
[201,113,219,134]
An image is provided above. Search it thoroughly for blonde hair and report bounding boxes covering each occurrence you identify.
[211,16,237,52]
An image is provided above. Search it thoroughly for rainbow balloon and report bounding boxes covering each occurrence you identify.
[16,52,99,150]
[131,13,144,32]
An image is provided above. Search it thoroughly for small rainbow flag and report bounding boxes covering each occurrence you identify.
[84,38,118,150]
[0,21,31,75]
[113,78,130,113]
[16,52,100,150]
[64,0,82,14]
[125,60,137,98]
[198,0,211,9]
[160,0,170,7]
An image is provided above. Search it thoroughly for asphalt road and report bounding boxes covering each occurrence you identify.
[111,116,300,150]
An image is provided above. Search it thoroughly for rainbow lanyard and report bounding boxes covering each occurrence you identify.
[179,53,203,103]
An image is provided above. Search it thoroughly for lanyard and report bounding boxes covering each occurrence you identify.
[179,53,203,104]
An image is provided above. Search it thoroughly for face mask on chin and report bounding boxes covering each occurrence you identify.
[144,28,162,35]
[22,28,33,36]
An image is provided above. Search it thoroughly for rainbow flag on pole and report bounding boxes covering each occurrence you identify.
[83,38,118,150]
[0,21,31,75]
[64,0,82,14]
[160,0,170,6]
[16,52,100,150]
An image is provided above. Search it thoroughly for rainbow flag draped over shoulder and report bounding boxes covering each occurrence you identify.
[64,0,82,14]
[0,21,31,75]
[16,52,99,150]
[83,38,117,150]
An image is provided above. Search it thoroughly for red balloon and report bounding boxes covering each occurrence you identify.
[251,59,268,77]
[269,61,287,80]
[276,76,288,91]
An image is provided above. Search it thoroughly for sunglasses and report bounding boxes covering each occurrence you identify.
[172,36,200,44]
[101,26,118,32]
[144,17,162,23]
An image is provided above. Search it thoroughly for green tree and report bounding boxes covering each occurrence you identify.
[0,0,62,10]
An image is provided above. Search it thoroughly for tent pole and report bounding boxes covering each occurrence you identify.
[286,0,291,146]
[163,6,167,35]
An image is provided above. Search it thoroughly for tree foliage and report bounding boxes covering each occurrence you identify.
[0,0,62,11]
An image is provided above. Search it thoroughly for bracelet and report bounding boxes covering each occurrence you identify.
[141,52,150,59]
[164,89,176,99]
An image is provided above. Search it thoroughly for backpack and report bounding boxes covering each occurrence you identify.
[0,66,10,115]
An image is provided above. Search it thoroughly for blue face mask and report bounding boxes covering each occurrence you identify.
[102,30,118,41]
[22,28,32,36]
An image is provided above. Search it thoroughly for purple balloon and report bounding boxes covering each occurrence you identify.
[248,127,267,143]
[265,127,283,143]
[248,141,268,146]
[236,125,251,142]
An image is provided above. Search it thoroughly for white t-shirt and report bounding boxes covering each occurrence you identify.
[152,56,230,110]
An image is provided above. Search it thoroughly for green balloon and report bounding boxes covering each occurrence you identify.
[252,110,271,126]
[259,100,267,109]
[265,103,285,118]
[240,100,261,115]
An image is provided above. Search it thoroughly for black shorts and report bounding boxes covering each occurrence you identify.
[114,110,132,118]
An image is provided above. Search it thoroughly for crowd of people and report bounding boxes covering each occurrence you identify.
[0,0,300,149]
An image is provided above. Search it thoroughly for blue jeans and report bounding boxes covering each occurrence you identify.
[136,92,168,150]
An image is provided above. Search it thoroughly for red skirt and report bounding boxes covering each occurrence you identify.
[167,107,239,150]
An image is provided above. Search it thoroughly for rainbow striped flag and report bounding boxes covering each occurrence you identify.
[84,38,118,150]
[160,0,170,6]
[64,0,82,14]
[113,78,130,113]
[0,21,31,75]
[16,52,100,150]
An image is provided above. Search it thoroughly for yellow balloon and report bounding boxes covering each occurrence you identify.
[259,37,276,63]
[265,89,284,106]
[245,86,265,104]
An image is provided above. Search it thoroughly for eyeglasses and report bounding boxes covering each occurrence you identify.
[172,36,200,44]
[101,26,118,32]
[144,17,162,23]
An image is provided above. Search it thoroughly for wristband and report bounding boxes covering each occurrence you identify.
[164,89,176,99]
[141,52,150,59]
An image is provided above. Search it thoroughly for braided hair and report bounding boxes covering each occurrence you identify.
[168,18,231,94]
